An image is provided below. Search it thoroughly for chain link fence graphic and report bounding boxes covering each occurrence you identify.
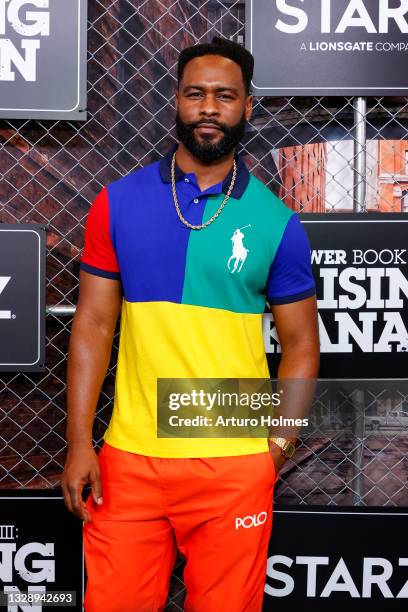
[1,1,408,608]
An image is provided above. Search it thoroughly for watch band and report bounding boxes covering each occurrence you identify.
[268,436,296,459]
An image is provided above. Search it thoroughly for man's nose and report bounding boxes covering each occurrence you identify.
[199,94,219,117]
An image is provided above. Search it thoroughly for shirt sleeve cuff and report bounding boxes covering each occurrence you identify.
[267,286,316,305]
[80,262,121,280]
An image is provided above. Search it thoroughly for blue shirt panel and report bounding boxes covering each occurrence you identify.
[107,162,214,303]
[266,214,316,305]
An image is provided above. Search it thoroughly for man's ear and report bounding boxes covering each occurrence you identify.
[245,95,253,122]
[175,87,179,111]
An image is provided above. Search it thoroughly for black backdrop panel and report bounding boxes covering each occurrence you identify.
[0,490,83,609]
[0,224,45,372]
[264,506,408,610]
[267,213,408,379]
[247,0,408,96]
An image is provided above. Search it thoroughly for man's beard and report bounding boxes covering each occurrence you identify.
[175,111,246,163]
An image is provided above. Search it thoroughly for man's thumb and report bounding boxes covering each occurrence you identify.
[90,472,103,505]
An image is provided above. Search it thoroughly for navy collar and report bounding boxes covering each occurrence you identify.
[159,143,250,199]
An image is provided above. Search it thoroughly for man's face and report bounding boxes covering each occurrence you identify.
[175,54,253,163]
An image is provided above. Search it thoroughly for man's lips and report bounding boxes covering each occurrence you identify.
[194,123,222,133]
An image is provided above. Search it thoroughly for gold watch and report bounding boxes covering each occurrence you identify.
[268,437,296,459]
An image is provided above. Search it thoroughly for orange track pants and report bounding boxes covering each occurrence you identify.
[83,442,275,612]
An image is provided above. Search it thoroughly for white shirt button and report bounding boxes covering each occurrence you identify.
[193,198,199,204]
[184,177,189,183]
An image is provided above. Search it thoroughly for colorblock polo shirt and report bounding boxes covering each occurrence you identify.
[80,146,316,458]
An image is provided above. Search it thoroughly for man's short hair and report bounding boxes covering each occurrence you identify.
[177,36,254,95]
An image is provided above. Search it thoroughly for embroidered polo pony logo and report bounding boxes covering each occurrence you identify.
[227,225,251,273]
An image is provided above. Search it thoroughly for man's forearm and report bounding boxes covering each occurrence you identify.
[270,344,320,442]
[66,315,115,448]
[277,343,320,380]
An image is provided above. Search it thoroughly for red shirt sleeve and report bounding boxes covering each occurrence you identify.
[80,187,121,279]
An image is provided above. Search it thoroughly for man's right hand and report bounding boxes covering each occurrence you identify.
[61,444,103,523]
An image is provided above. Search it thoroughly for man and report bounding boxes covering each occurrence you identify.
[61,37,319,611]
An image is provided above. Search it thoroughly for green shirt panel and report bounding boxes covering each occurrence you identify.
[181,175,294,314]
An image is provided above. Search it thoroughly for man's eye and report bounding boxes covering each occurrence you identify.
[219,94,233,100]
[188,92,202,97]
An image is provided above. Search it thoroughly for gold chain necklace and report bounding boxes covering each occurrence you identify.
[171,152,237,231]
